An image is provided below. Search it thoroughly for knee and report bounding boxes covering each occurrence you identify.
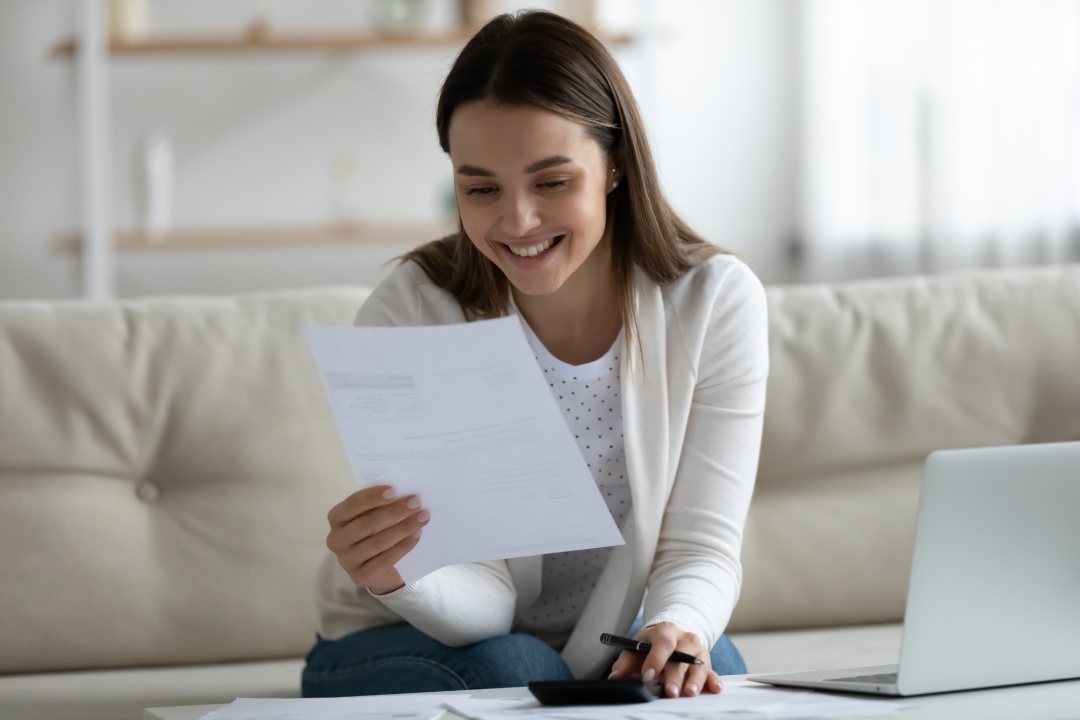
[710,635,748,676]
[303,627,476,697]
[458,633,574,688]
[303,653,473,697]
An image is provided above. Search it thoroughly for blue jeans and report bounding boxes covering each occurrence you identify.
[302,622,748,697]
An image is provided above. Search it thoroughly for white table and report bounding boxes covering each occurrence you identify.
[145,676,1080,720]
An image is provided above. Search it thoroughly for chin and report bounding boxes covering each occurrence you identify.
[504,274,567,298]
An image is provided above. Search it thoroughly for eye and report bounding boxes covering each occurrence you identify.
[466,186,497,196]
[539,180,570,190]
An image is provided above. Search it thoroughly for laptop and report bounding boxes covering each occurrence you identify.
[748,441,1080,696]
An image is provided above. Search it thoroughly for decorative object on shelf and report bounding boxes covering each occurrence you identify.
[371,0,434,34]
[247,0,281,41]
[108,0,149,41]
[459,0,500,30]
[140,130,174,241]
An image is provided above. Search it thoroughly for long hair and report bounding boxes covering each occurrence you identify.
[402,10,725,336]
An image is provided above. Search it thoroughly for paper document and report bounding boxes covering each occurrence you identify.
[442,681,912,719]
[305,317,624,583]
[198,693,461,720]
[197,683,912,720]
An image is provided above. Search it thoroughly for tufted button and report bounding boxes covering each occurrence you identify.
[135,481,160,503]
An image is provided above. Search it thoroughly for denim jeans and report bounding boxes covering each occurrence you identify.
[302,622,748,697]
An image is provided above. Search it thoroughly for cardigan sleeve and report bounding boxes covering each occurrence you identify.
[314,260,520,647]
[642,262,769,650]
[368,561,519,646]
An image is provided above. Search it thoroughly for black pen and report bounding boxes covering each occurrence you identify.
[600,633,704,665]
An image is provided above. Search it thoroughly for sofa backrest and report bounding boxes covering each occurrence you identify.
[0,288,368,674]
[727,264,1080,633]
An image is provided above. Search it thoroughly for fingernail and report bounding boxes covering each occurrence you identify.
[643,668,656,682]
[667,683,680,698]
[687,683,699,696]
[382,488,396,499]
[406,496,422,509]
[607,671,616,679]
[417,509,431,523]
[412,530,422,539]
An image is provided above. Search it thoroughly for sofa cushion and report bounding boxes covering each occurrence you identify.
[0,288,369,674]
[729,265,1080,632]
[733,623,902,675]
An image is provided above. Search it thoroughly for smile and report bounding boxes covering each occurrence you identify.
[504,235,565,258]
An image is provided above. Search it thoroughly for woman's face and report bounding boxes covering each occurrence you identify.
[448,102,617,298]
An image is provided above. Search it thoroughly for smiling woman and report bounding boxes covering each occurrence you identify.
[304,9,770,701]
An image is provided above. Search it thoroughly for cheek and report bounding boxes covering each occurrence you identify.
[562,188,608,235]
[457,201,491,245]
[460,212,507,267]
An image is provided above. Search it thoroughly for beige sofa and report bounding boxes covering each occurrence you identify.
[2,265,1078,720]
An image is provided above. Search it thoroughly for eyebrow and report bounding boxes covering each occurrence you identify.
[455,155,575,177]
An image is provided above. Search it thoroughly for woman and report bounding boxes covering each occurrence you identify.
[304,10,768,700]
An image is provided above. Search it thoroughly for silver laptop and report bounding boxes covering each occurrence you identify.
[748,441,1080,696]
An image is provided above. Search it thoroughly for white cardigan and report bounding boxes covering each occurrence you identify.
[315,253,769,680]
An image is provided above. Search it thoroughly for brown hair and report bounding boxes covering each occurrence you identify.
[402,10,725,335]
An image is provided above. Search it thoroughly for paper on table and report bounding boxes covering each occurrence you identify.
[440,681,912,719]
[198,693,462,720]
[440,683,787,719]
[304,317,624,583]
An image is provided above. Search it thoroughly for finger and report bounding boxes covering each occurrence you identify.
[353,529,423,583]
[329,496,424,552]
[641,633,678,685]
[680,661,709,697]
[676,633,708,697]
[662,659,689,698]
[704,670,724,694]
[327,485,399,527]
[340,508,430,571]
[608,650,644,679]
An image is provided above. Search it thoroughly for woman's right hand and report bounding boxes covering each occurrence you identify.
[325,485,430,595]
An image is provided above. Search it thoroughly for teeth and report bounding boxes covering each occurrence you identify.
[509,237,556,257]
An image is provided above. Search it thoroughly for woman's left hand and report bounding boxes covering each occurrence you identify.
[607,622,723,698]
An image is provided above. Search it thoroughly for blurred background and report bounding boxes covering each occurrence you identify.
[1,0,1078,300]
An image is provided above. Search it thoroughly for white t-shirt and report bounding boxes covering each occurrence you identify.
[511,317,632,649]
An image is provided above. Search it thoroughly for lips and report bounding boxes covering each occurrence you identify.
[504,235,565,258]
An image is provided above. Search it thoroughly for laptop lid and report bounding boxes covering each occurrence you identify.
[896,441,1080,696]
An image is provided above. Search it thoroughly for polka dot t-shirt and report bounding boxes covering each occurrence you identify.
[511,317,631,650]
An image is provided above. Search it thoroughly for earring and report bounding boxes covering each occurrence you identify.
[612,180,620,189]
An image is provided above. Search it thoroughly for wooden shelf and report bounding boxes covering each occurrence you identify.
[50,28,633,57]
[58,222,456,253]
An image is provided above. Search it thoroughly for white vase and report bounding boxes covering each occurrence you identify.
[108,0,149,41]
[141,131,174,240]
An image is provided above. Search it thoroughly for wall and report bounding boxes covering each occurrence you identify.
[0,0,799,300]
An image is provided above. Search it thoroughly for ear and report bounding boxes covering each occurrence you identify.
[607,166,622,193]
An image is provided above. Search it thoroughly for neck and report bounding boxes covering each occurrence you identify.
[512,239,623,365]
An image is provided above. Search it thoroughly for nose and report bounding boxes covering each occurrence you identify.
[499,190,542,238]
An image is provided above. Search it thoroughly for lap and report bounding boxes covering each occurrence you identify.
[303,622,747,697]
[302,623,573,697]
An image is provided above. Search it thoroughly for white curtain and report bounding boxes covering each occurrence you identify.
[799,0,1080,281]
